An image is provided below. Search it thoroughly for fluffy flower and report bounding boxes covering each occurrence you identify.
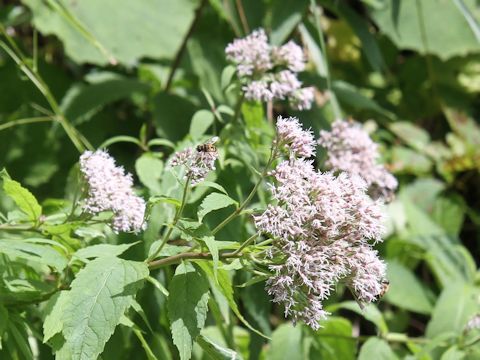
[226,28,314,110]
[272,41,305,72]
[255,120,387,329]
[465,314,480,333]
[318,120,398,202]
[79,150,146,233]
[170,142,219,185]
[276,116,315,158]
[225,28,272,76]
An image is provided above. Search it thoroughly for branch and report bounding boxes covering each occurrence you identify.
[148,250,242,270]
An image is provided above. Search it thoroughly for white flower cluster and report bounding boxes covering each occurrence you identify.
[79,150,146,233]
[170,146,218,185]
[225,29,314,111]
[276,116,315,158]
[318,120,398,202]
[254,118,387,330]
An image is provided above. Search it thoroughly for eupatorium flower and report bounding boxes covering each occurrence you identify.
[318,120,398,202]
[226,28,314,110]
[255,119,388,330]
[170,140,219,185]
[275,116,315,158]
[79,150,146,233]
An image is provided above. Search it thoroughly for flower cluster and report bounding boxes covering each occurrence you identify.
[254,118,387,329]
[276,116,315,158]
[318,120,398,202]
[170,140,219,185]
[225,29,314,110]
[79,150,146,233]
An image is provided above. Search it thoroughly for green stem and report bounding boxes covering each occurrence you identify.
[232,92,245,123]
[148,178,191,261]
[212,145,277,235]
[231,232,259,256]
[0,116,55,132]
[148,250,242,270]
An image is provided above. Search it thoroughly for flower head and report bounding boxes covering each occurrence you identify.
[225,28,314,110]
[170,140,219,185]
[276,116,315,158]
[79,150,146,233]
[318,120,398,202]
[254,119,388,329]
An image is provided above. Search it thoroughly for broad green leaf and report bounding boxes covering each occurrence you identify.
[196,335,242,360]
[311,317,355,360]
[0,239,67,272]
[193,181,228,195]
[384,261,433,314]
[196,262,268,339]
[431,195,465,236]
[43,291,70,343]
[135,154,164,194]
[269,0,309,45]
[391,146,433,175]
[53,257,149,360]
[390,122,431,151]
[201,236,219,280]
[330,301,388,335]
[22,0,199,65]
[267,323,303,360]
[198,193,237,222]
[358,338,398,360]
[441,346,466,360]
[189,110,215,140]
[61,74,149,123]
[1,171,42,222]
[168,262,210,360]
[426,283,479,339]
[72,242,139,262]
[369,0,480,60]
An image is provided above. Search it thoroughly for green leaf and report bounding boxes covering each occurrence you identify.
[22,0,199,65]
[0,239,67,272]
[426,283,479,339]
[311,317,356,360]
[189,110,215,140]
[136,154,164,194]
[1,171,42,222]
[267,323,303,360]
[168,262,210,360]
[52,257,149,360]
[43,291,70,343]
[72,242,139,262]
[196,262,268,339]
[193,181,228,195]
[198,193,237,222]
[201,236,219,280]
[390,122,431,151]
[269,0,309,45]
[330,301,388,335]
[0,304,8,345]
[358,338,398,360]
[369,0,480,60]
[384,261,433,314]
[440,346,466,360]
[61,74,149,123]
[196,335,242,360]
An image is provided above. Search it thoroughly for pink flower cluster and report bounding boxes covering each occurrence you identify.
[79,150,146,233]
[254,118,387,330]
[170,141,219,185]
[318,120,398,202]
[225,29,314,111]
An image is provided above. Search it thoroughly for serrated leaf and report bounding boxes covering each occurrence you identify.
[168,262,210,360]
[0,239,67,272]
[198,193,237,222]
[197,335,242,360]
[72,242,139,262]
[1,171,42,222]
[43,291,70,343]
[53,257,149,360]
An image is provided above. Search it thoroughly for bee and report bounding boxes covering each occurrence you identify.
[378,280,390,298]
[196,137,219,153]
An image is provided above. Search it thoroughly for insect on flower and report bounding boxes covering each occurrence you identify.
[378,280,390,298]
[196,136,219,153]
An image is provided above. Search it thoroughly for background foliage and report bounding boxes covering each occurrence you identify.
[0,0,480,359]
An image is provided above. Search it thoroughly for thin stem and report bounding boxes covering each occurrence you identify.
[148,178,191,261]
[232,92,245,123]
[0,116,55,132]
[148,250,242,270]
[212,145,277,235]
[235,0,250,34]
[164,0,207,92]
[231,232,259,256]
